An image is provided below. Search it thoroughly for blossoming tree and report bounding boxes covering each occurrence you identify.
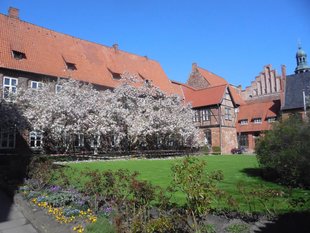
[14,74,199,153]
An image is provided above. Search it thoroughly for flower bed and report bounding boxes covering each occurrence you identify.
[19,183,102,233]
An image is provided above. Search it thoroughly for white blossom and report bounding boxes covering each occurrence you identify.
[5,74,200,152]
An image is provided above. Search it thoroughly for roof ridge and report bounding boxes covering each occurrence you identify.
[0,13,159,64]
[171,80,197,90]
[197,66,226,80]
[195,84,227,92]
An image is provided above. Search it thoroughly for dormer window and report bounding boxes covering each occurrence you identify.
[253,118,262,124]
[112,72,121,80]
[267,117,276,123]
[66,62,77,71]
[12,50,26,60]
[240,119,248,125]
[108,68,122,80]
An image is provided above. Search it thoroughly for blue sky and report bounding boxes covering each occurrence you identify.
[1,0,309,88]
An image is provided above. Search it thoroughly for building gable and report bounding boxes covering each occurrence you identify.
[186,63,227,89]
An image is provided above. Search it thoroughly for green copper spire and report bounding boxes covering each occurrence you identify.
[295,43,310,74]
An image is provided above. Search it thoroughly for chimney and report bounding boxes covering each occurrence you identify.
[8,7,19,19]
[112,43,119,52]
[281,64,286,79]
[192,62,198,71]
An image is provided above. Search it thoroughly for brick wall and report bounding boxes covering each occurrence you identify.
[199,127,237,154]
[186,63,210,89]
[241,65,285,101]
[221,127,238,153]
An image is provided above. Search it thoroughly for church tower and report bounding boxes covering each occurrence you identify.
[295,44,310,74]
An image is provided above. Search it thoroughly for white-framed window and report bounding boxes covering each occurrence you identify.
[201,109,210,121]
[29,131,43,148]
[0,128,16,149]
[267,117,276,123]
[193,110,200,122]
[3,77,18,99]
[74,134,84,147]
[240,119,248,125]
[55,84,62,94]
[31,81,43,90]
[224,107,232,120]
[90,135,100,148]
[253,118,262,124]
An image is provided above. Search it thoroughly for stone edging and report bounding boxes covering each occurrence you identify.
[14,193,73,233]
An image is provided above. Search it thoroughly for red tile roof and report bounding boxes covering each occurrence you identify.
[229,85,246,106]
[170,81,185,99]
[182,84,227,108]
[0,13,175,94]
[172,80,244,108]
[236,99,281,132]
[196,67,228,87]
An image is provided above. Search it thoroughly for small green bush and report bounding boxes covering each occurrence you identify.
[171,157,224,232]
[212,146,221,155]
[85,216,115,233]
[202,145,210,155]
[27,156,54,190]
[256,115,310,188]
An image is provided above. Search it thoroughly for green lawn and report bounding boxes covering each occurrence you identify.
[56,155,310,214]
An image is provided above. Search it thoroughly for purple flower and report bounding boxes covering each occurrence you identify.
[50,185,61,192]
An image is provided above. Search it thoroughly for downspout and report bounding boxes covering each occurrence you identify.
[218,104,222,155]
[303,90,307,119]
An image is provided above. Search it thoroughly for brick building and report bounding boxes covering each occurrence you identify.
[1,6,309,155]
[0,7,177,153]
[236,99,281,153]
[234,65,285,152]
[240,64,285,101]
[172,64,244,154]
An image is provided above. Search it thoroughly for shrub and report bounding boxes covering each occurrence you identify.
[27,156,54,190]
[85,216,116,233]
[212,146,221,155]
[256,116,310,188]
[202,145,210,155]
[170,157,224,232]
[44,191,79,207]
